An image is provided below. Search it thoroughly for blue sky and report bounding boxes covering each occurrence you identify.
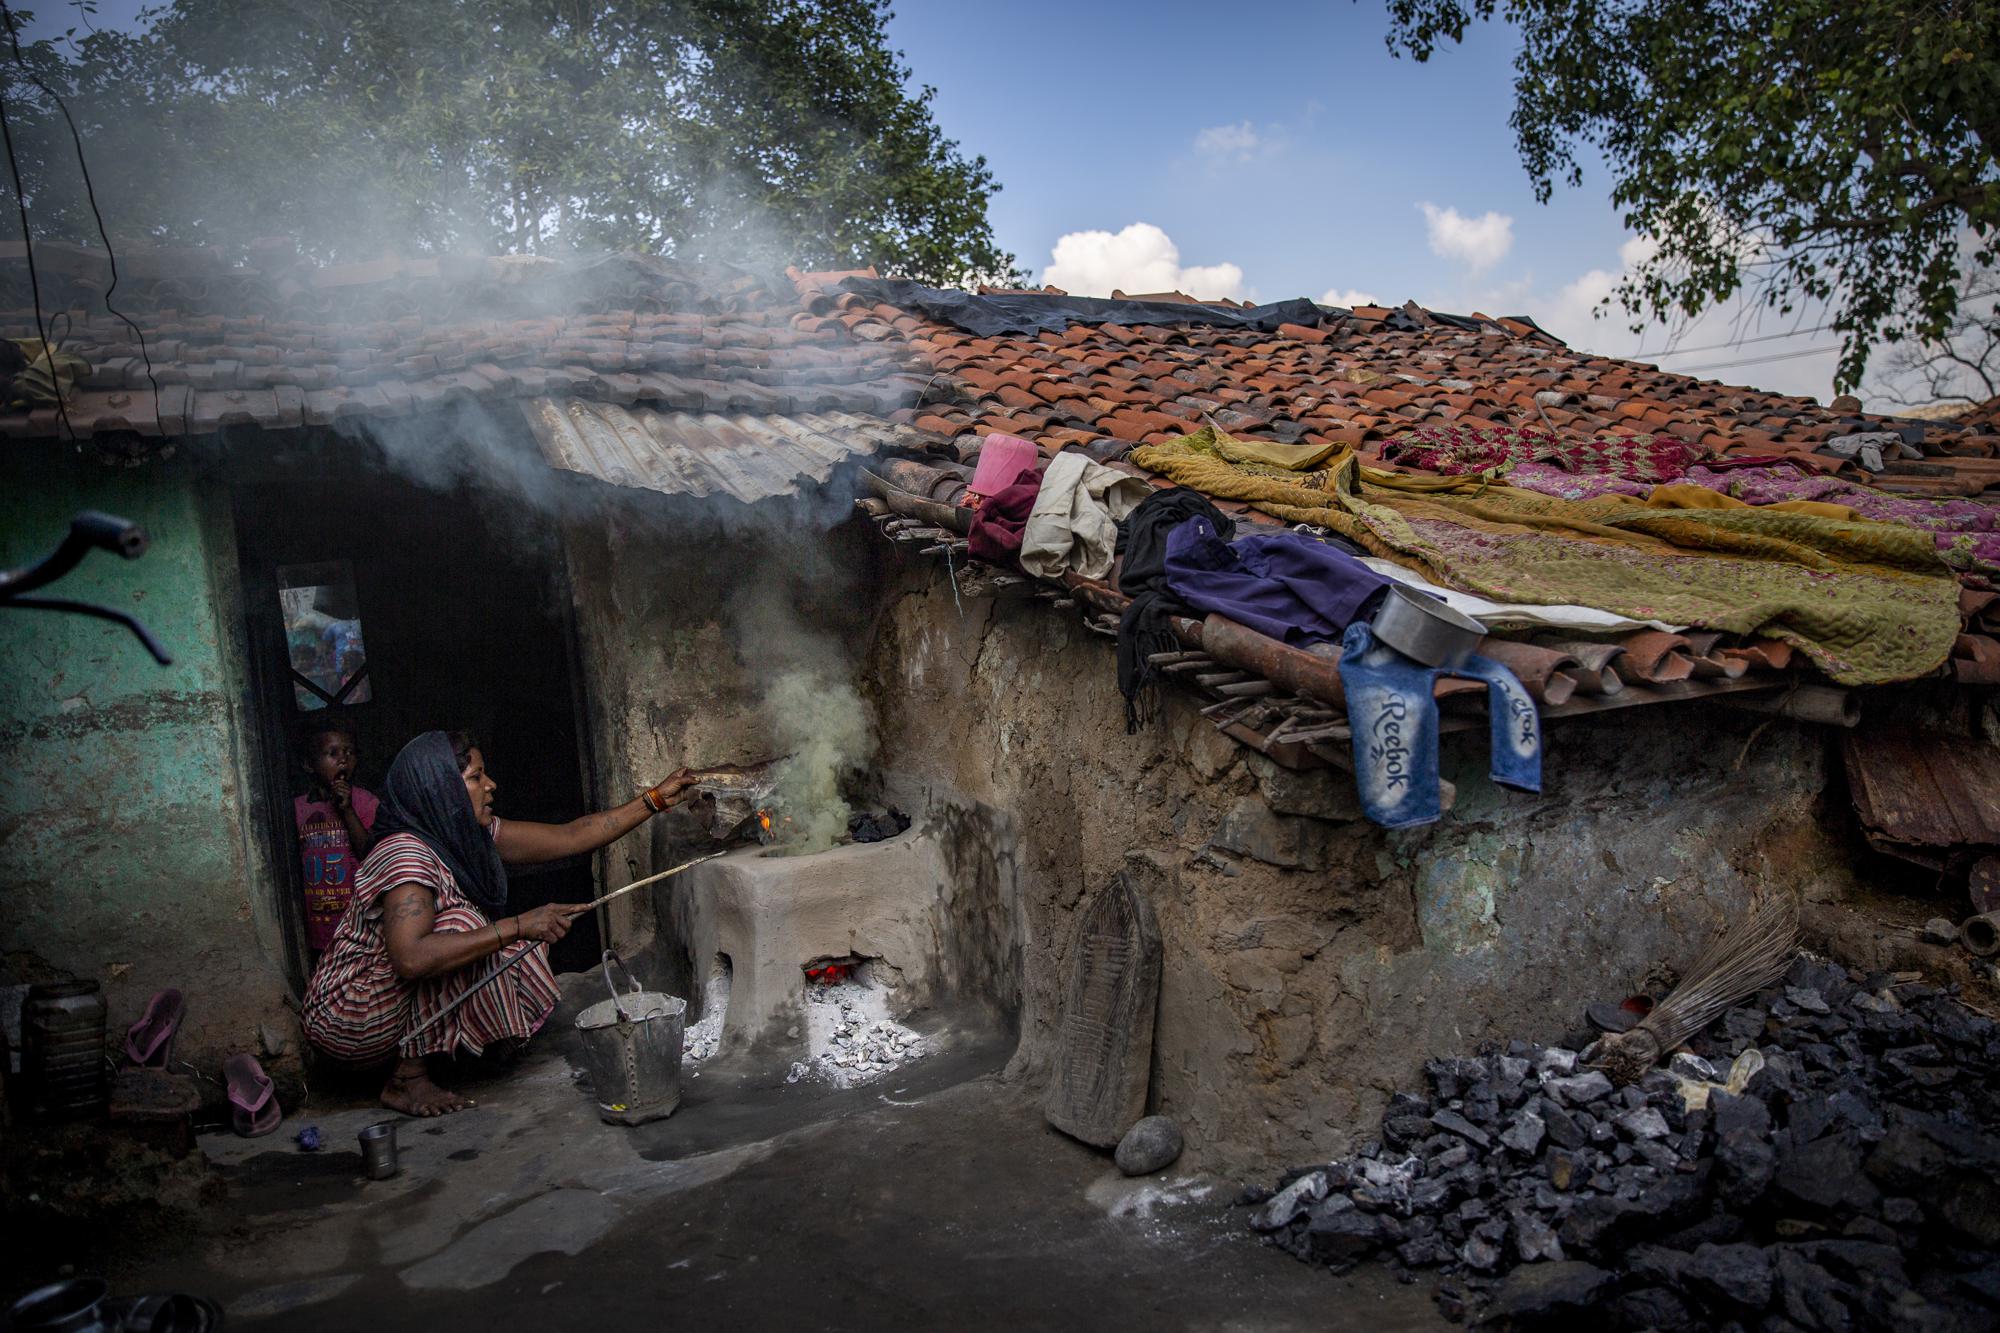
[17,0,1850,401]
[884,1,1844,401]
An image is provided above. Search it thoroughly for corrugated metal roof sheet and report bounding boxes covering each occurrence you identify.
[519,399,917,503]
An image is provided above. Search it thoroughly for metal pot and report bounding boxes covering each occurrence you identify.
[8,1278,113,1332]
[1370,584,1486,667]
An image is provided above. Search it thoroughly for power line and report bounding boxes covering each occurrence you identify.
[1675,344,1841,375]
[1634,322,1835,359]
[0,28,73,443]
[0,0,162,430]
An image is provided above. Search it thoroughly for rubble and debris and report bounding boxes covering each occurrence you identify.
[679,972,731,1066]
[1245,956,2000,1328]
[785,979,928,1088]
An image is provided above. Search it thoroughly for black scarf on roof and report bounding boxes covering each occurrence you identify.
[374,731,509,913]
[1115,488,1235,732]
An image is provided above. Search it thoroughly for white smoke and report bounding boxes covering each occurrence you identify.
[763,666,873,853]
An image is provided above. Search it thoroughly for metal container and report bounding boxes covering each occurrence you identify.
[1370,584,1487,668]
[358,1120,400,1179]
[574,952,686,1126]
[7,1277,113,1332]
[22,979,108,1121]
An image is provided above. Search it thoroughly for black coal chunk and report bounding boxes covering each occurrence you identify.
[1479,1260,1616,1324]
[1683,1241,1774,1310]
[1307,1205,1387,1266]
[847,807,910,842]
[1866,1113,2000,1247]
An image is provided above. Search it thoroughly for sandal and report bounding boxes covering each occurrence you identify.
[124,988,186,1067]
[222,1053,280,1137]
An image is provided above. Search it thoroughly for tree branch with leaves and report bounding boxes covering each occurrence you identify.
[1384,0,2000,391]
[3,0,1019,286]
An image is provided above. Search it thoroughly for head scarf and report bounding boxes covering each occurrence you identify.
[375,731,509,913]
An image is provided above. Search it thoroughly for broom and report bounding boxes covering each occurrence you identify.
[1592,892,1799,1086]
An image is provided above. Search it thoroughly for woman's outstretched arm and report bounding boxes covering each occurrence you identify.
[493,769,697,866]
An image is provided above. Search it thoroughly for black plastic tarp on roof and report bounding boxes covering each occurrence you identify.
[835,277,1332,339]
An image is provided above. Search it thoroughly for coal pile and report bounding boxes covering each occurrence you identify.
[847,806,910,843]
[1242,957,2000,1329]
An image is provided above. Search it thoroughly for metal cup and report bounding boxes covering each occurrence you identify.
[358,1119,400,1179]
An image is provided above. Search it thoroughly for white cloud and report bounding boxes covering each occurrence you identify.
[1523,233,1851,400]
[1320,287,1380,308]
[1044,223,1245,301]
[1419,202,1514,272]
[1194,121,1262,160]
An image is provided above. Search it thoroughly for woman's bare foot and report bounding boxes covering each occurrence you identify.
[380,1059,472,1116]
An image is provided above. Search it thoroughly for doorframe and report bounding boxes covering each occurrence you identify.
[221,425,606,992]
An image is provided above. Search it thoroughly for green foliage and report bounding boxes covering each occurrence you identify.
[1384,0,2000,390]
[3,0,1017,286]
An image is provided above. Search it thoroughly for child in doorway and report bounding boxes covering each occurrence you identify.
[295,723,380,961]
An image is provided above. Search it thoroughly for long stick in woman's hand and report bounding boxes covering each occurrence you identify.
[581,850,728,910]
[402,851,729,1045]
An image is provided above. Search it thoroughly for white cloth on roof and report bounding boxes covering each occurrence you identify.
[1822,431,1920,474]
[1358,558,1686,634]
[1019,451,1150,580]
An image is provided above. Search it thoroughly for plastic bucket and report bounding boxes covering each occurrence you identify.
[968,432,1040,499]
[574,952,686,1126]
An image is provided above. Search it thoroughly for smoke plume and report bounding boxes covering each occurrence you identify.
[763,667,872,853]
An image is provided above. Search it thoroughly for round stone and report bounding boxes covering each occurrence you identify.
[1115,1115,1185,1176]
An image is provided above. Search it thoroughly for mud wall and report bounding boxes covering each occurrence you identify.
[864,563,1859,1170]
[557,491,886,955]
[0,444,291,1073]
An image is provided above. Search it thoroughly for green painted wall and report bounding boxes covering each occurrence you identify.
[0,443,291,1068]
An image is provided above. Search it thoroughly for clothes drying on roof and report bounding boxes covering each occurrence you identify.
[1018,451,1150,581]
[1685,464,2000,576]
[1115,488,1235,732]
[1380,424,1706,482]
[833,277,1328,339]
[1821,431,1920,473]
[1338,620,1541,830]
[966,466,1043,570]
[1163,519,1389,647]
[1130,437,1959,685]
[1490,461,1654,502]
[1357,558,1684,634]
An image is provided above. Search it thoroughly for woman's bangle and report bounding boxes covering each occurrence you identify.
[491,920,503,949]
[642,784,669,813]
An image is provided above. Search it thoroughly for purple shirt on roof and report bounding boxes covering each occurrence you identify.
[1163,519,1391,646]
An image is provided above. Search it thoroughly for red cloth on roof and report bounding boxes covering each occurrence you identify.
[967,466,1043,570]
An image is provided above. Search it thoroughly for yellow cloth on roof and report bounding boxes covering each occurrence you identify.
[1204,430,1344,471]
[1128,434,1958,685]
[1623,483,1860,523]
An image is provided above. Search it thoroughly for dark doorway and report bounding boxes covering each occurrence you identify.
[231,431,600,989]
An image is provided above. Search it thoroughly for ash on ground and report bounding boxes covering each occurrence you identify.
[680,972,731,1068]
[1243,955,2000,1330]
[786,979,929,1088]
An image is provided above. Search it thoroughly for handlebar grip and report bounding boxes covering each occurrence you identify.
[71,511,149,559]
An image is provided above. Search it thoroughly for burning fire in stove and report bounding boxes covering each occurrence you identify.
[804,959,857,985]
[754,807,794,844]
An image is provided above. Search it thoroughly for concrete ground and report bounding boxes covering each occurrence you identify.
[76,995,1445,1332]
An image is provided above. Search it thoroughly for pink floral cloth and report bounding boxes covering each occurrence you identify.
[1381,425,1705,483]
[1683,464,2000,576]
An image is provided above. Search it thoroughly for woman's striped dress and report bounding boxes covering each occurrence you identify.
[301,824,559,1062]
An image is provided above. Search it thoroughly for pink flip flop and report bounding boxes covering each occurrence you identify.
[125,988,186,1067]
[223,1053,280,1137]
